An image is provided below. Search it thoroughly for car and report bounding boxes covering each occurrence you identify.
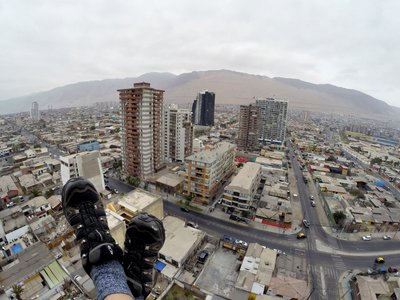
[105,185,111,191]
[112,188,119,194]
[302,219,310,228]
[73,274,82,282]
[310,201,316,207]
[198,250,209,263]
[180,207,189,213]
[362,235,372,241]
[6,202,15,208]
[388,267,398,273]
[297,233,306,239]
[375,257,385,264]
[186,221,198,229]
[222,235,235,243]
[235,239,248,248]
[383,235,392,240]
[310,195,314,200]
[230,214,240,221]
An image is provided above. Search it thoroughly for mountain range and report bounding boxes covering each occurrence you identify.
[0,69,398,120]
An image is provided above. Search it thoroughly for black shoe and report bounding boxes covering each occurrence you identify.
[122,213,165,298]
[62,177,123,275]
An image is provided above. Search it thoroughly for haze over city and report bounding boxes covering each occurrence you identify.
[1,1,400,300]
[1,1,400,106]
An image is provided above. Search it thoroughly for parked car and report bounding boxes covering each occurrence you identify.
[297,233,306,239]
[310,201,316,207]
[362,235,372,241]
[180,207,190,213]
[235,239,248,248]
[310,195,314,200]
[222,235,234,243]
[6,202,15,208]
[112,188,119,194]
[198,250,209,263]
[302,219,311,228]
[229,214,240,221]
[186,221,198,229]
[105,185,111,191]
[383,235,392,240]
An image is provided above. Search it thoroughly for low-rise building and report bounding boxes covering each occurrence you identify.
[116,188,164,222]
[157,216,205,279]
[235,243,277,295]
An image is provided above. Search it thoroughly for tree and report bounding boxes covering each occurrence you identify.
[126,176,140,187]
[12,284,23,300]
[113,159,122,170]
[370,157,383,165]
[326,155,337,162]
[30,188,41,198]
[333,211,346,226]
[45,189,55,198]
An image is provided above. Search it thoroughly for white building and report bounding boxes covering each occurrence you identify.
[60,151,105,192]
[31,101,40,120]
[162,104,193,162]
[222,162,262,212]
[256,98,288,145]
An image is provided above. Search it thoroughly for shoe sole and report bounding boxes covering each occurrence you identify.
[62,177,100,209]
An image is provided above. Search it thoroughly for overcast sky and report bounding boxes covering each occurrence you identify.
[1,1,400,106]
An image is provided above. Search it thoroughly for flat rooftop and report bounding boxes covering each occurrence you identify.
[160,216,204,265]
[227,162,261,192]
[185,142,234,164]
[118,188,161,211]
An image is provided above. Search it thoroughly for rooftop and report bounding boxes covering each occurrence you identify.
[185,142,234,164]
[159,216,205,265]
[227,162,261,192]
[118,188,161,212]
[0,175,18,198]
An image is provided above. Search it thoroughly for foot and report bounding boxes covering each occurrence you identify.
[122,213,165,298]
[62,177,123,274]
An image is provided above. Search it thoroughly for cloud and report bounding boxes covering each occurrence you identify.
[1,0,400,106]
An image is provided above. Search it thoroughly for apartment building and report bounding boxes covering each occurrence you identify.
[237,104,261,152]
[162,104,193,162]
[222,162,262,213]
[60,151,105,193]
[191,90,215,126]
[118,82,164,178]
[185,142,235,202]
[256,98,288,145]
[31,101,40,120]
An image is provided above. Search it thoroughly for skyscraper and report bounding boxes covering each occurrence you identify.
[237,104,261,151]
[118,82,164,178]
[191,90,215,126]
[256,98,288,145]
[162,104,193,162]
[31,101,40,120]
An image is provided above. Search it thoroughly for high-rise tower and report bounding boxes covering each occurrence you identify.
[256,98,288,145]
[191,90,215,126]
[162,104,193,162]
[31,101,40,120]
[237,104,261,151]
[118,82,164,178]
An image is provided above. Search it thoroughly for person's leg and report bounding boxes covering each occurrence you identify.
[62,177,134,300]
[123,212,166,298]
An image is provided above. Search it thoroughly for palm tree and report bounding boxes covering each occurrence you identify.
[12,284,23,300]
[30,188,41,198]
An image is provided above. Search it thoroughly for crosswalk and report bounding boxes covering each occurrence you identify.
[310,255,348,299]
